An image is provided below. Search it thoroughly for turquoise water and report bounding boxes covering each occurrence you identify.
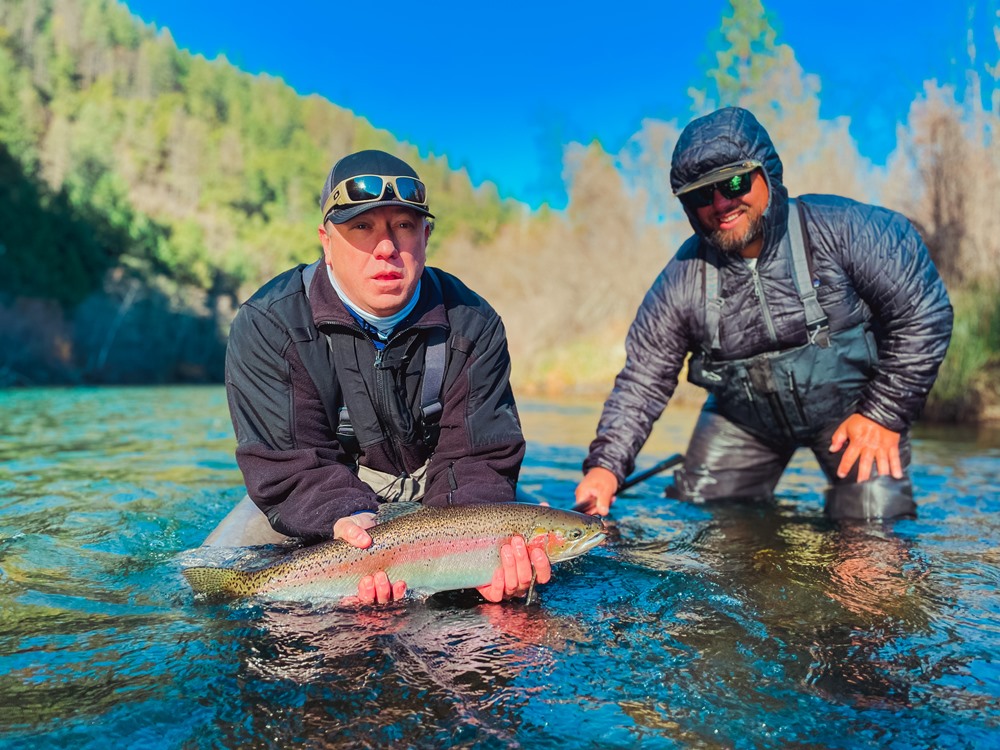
[1,386,999,749]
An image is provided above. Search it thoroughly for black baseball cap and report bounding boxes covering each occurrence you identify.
[319,150,435,224]
[673,159,763,196]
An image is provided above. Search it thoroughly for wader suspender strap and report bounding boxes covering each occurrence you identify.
[288,260,340,430]
[419,268,447,429]
[787,200,830,346]
[703,199,828,351]
[301,260,320,299]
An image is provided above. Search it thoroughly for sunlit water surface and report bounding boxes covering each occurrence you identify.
[1,386,998,749]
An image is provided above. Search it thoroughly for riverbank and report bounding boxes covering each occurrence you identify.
[3,286,997,427]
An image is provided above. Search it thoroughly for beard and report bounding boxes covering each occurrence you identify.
[707,211,765,255]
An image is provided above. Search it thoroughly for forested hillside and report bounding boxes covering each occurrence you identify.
[1,0,998,422]
[0,0,515,383]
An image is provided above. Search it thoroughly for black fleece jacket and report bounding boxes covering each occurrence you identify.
[225,263,524,539]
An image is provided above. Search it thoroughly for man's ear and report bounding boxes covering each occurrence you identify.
[318,223,334,265]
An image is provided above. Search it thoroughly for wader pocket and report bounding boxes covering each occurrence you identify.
[687,353,724,390]
[692,354,788,439]
[788,371,808,423]
[746,357,779,395]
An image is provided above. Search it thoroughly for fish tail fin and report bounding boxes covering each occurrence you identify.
[182,566,256,597]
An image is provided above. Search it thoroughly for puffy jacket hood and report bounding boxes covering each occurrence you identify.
[670,107,789,255]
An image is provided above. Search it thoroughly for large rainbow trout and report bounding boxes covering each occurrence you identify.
[182,502,606,602]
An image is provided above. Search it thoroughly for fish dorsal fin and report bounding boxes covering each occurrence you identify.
[374,501,424,524]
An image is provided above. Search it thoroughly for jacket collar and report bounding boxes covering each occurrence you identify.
[307,265,449,333]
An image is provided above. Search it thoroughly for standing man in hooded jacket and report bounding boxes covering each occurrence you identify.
[217,149,550,604]
[574,107,953,520]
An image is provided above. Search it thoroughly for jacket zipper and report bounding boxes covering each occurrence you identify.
[750,266,779,344]
[324,320,408,474]
[372,323,439,472]
[370,336,407,474]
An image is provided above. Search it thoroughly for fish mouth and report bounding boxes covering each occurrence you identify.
[584,531,608,551]
[554,530,607,562]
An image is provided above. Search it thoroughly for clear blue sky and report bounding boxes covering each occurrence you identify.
[124,0,996,209]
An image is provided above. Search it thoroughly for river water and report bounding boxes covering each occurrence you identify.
[1,386,998,749]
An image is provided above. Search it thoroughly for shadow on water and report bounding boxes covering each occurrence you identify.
[1,388,999,748]
[182,594,600,749]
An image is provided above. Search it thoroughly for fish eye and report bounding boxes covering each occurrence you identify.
[568,529,582,540]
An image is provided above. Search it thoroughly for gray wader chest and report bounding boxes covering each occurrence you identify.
[687,200,878,443]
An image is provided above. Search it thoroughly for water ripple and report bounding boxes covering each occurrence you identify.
[1,388,999,748]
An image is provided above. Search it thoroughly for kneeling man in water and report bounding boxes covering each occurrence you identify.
[220,149,548,603]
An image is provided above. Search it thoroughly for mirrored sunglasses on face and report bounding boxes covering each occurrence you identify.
[323,175,427,219]
[681,171,755,209]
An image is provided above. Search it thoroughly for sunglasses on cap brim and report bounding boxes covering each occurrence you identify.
[322,175,428,220]
[680,170,756,209]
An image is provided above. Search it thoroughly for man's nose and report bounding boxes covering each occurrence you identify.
[372,233,399,258]
[712,188,738,209]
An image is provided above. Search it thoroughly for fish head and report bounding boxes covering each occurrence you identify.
[525,508,607,563]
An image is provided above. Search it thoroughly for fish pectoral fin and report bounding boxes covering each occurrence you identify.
[525,570,538,606]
